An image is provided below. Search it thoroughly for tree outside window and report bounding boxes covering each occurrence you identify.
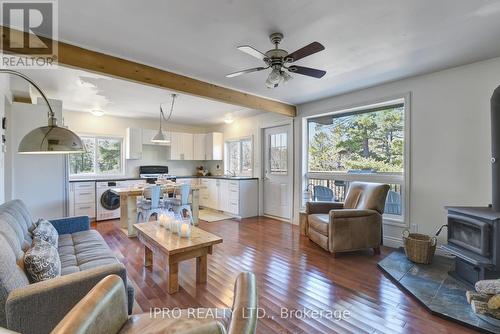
[308,106,404,173]
[225,137,252,176]
[306,103,406,218]
[69,136,123,176]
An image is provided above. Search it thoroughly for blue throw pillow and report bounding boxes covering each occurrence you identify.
[24,239,61,283]
[32,219,58,248]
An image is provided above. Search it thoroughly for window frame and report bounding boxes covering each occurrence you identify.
[69,134,125,178]
[302,95,410,226]
[224,136,253,176]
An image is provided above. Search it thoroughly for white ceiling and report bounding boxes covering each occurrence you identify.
[11,66,260,124]
[48,0,500,105]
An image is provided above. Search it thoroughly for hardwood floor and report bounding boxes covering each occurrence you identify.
[94,217,477,334]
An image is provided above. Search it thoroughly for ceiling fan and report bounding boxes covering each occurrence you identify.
[226,32,326,88]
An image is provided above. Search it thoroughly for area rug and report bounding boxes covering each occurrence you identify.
[378,249,499,333]
[198,209,234,222]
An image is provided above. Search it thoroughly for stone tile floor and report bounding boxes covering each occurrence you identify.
[378,250,499,333]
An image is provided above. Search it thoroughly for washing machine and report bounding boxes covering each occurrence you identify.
[96,181,123,221]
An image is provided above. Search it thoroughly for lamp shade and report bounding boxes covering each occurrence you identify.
[18,125,85,154]
[151,129,170,143]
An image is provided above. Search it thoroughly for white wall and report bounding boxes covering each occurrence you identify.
[0,76,10,204]
[6,101,67,218]
[63,110,222,177]
[210,112,292,215]
[297,56,500,246]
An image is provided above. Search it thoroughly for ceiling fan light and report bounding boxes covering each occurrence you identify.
[281,71,293,83]
[265,76,276,89]
[268,68,282,84]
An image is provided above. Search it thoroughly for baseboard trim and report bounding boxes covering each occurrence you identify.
[263,214,291,223]
[383,235,403,248]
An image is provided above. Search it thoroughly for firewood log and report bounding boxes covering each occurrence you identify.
[471,300,500,319]
[488,294,500,310]
[475,279,500,295]
[466,290,492,304]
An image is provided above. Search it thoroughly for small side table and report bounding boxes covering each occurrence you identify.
[299,210,308,236]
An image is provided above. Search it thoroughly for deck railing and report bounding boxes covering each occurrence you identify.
[306,177,403,216]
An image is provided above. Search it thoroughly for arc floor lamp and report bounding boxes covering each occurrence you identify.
[0,69,84,154]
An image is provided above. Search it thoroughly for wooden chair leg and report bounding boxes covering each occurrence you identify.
[373,247,381,255]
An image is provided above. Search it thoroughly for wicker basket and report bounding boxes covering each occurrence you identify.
[402,230,437,264]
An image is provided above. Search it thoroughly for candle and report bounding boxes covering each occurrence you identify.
[171,219,179,234]
[158,214,168,227]
[164,214,174,230]
[179,221,191,238]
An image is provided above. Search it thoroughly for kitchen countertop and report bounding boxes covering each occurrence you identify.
[69,175,258,182]
[176,175,259,180]
[69,177,144,183]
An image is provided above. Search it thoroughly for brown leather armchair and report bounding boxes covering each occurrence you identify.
[49,272,257,334]
[306,182,390,257]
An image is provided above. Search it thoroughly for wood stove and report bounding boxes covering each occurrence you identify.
[441,85,500,286]
[442,207,500,285]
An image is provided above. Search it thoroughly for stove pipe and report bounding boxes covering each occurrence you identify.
[492,85,500,211]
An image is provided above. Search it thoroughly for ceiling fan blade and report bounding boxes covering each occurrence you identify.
[288,65,326,78]
[237,45,267,60]
[226,67,266,78]
[286,42,325,62]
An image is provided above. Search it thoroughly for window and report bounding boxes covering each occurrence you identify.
[304,100,407,221]
[225,137,252,176]
[69,136,123,176]
[270,132,287,175]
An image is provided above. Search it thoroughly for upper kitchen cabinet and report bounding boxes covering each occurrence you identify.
[125,128,142,159]
[170,132,193,160]
[193,133,206,160]
[142,128,171,146]
[194,132,223,160]
[205,132,223,160]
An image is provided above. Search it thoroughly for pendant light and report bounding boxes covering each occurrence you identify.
[151,93,177,143]
[0,69,85,154]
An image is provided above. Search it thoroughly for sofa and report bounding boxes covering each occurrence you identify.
[50,272,257,334]
[0,200,134,334]
[306,182,390,256]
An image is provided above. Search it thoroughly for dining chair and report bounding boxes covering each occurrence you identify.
[163,183,193,223]
[136,185,162,223]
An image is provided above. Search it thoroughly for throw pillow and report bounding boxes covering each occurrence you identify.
[24,239,61,283]
[32,218,58,248]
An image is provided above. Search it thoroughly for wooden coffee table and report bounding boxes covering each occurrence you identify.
[134,222,223,294]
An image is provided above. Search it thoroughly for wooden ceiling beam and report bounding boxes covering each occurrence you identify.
[1,26,296,117]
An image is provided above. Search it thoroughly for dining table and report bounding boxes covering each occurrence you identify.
[111,182,206,237]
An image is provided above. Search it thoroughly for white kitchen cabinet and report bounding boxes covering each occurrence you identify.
[68,181,96,220]
[142,128,171,146]
[205,178,219,209]
[205,132,223,160]
[199,178,210,207]
[198,177,258,218]
[218,179,230,212]
[125,128,142,159]
[176,178,200,186]
[193,133,206,160]
[170,132,193,160]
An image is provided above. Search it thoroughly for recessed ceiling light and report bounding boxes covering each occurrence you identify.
[224,113,234,124]
[90,110,104,117]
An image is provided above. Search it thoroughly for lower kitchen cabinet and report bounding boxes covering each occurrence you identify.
[200,178,257,218]
[68,181,96,220]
